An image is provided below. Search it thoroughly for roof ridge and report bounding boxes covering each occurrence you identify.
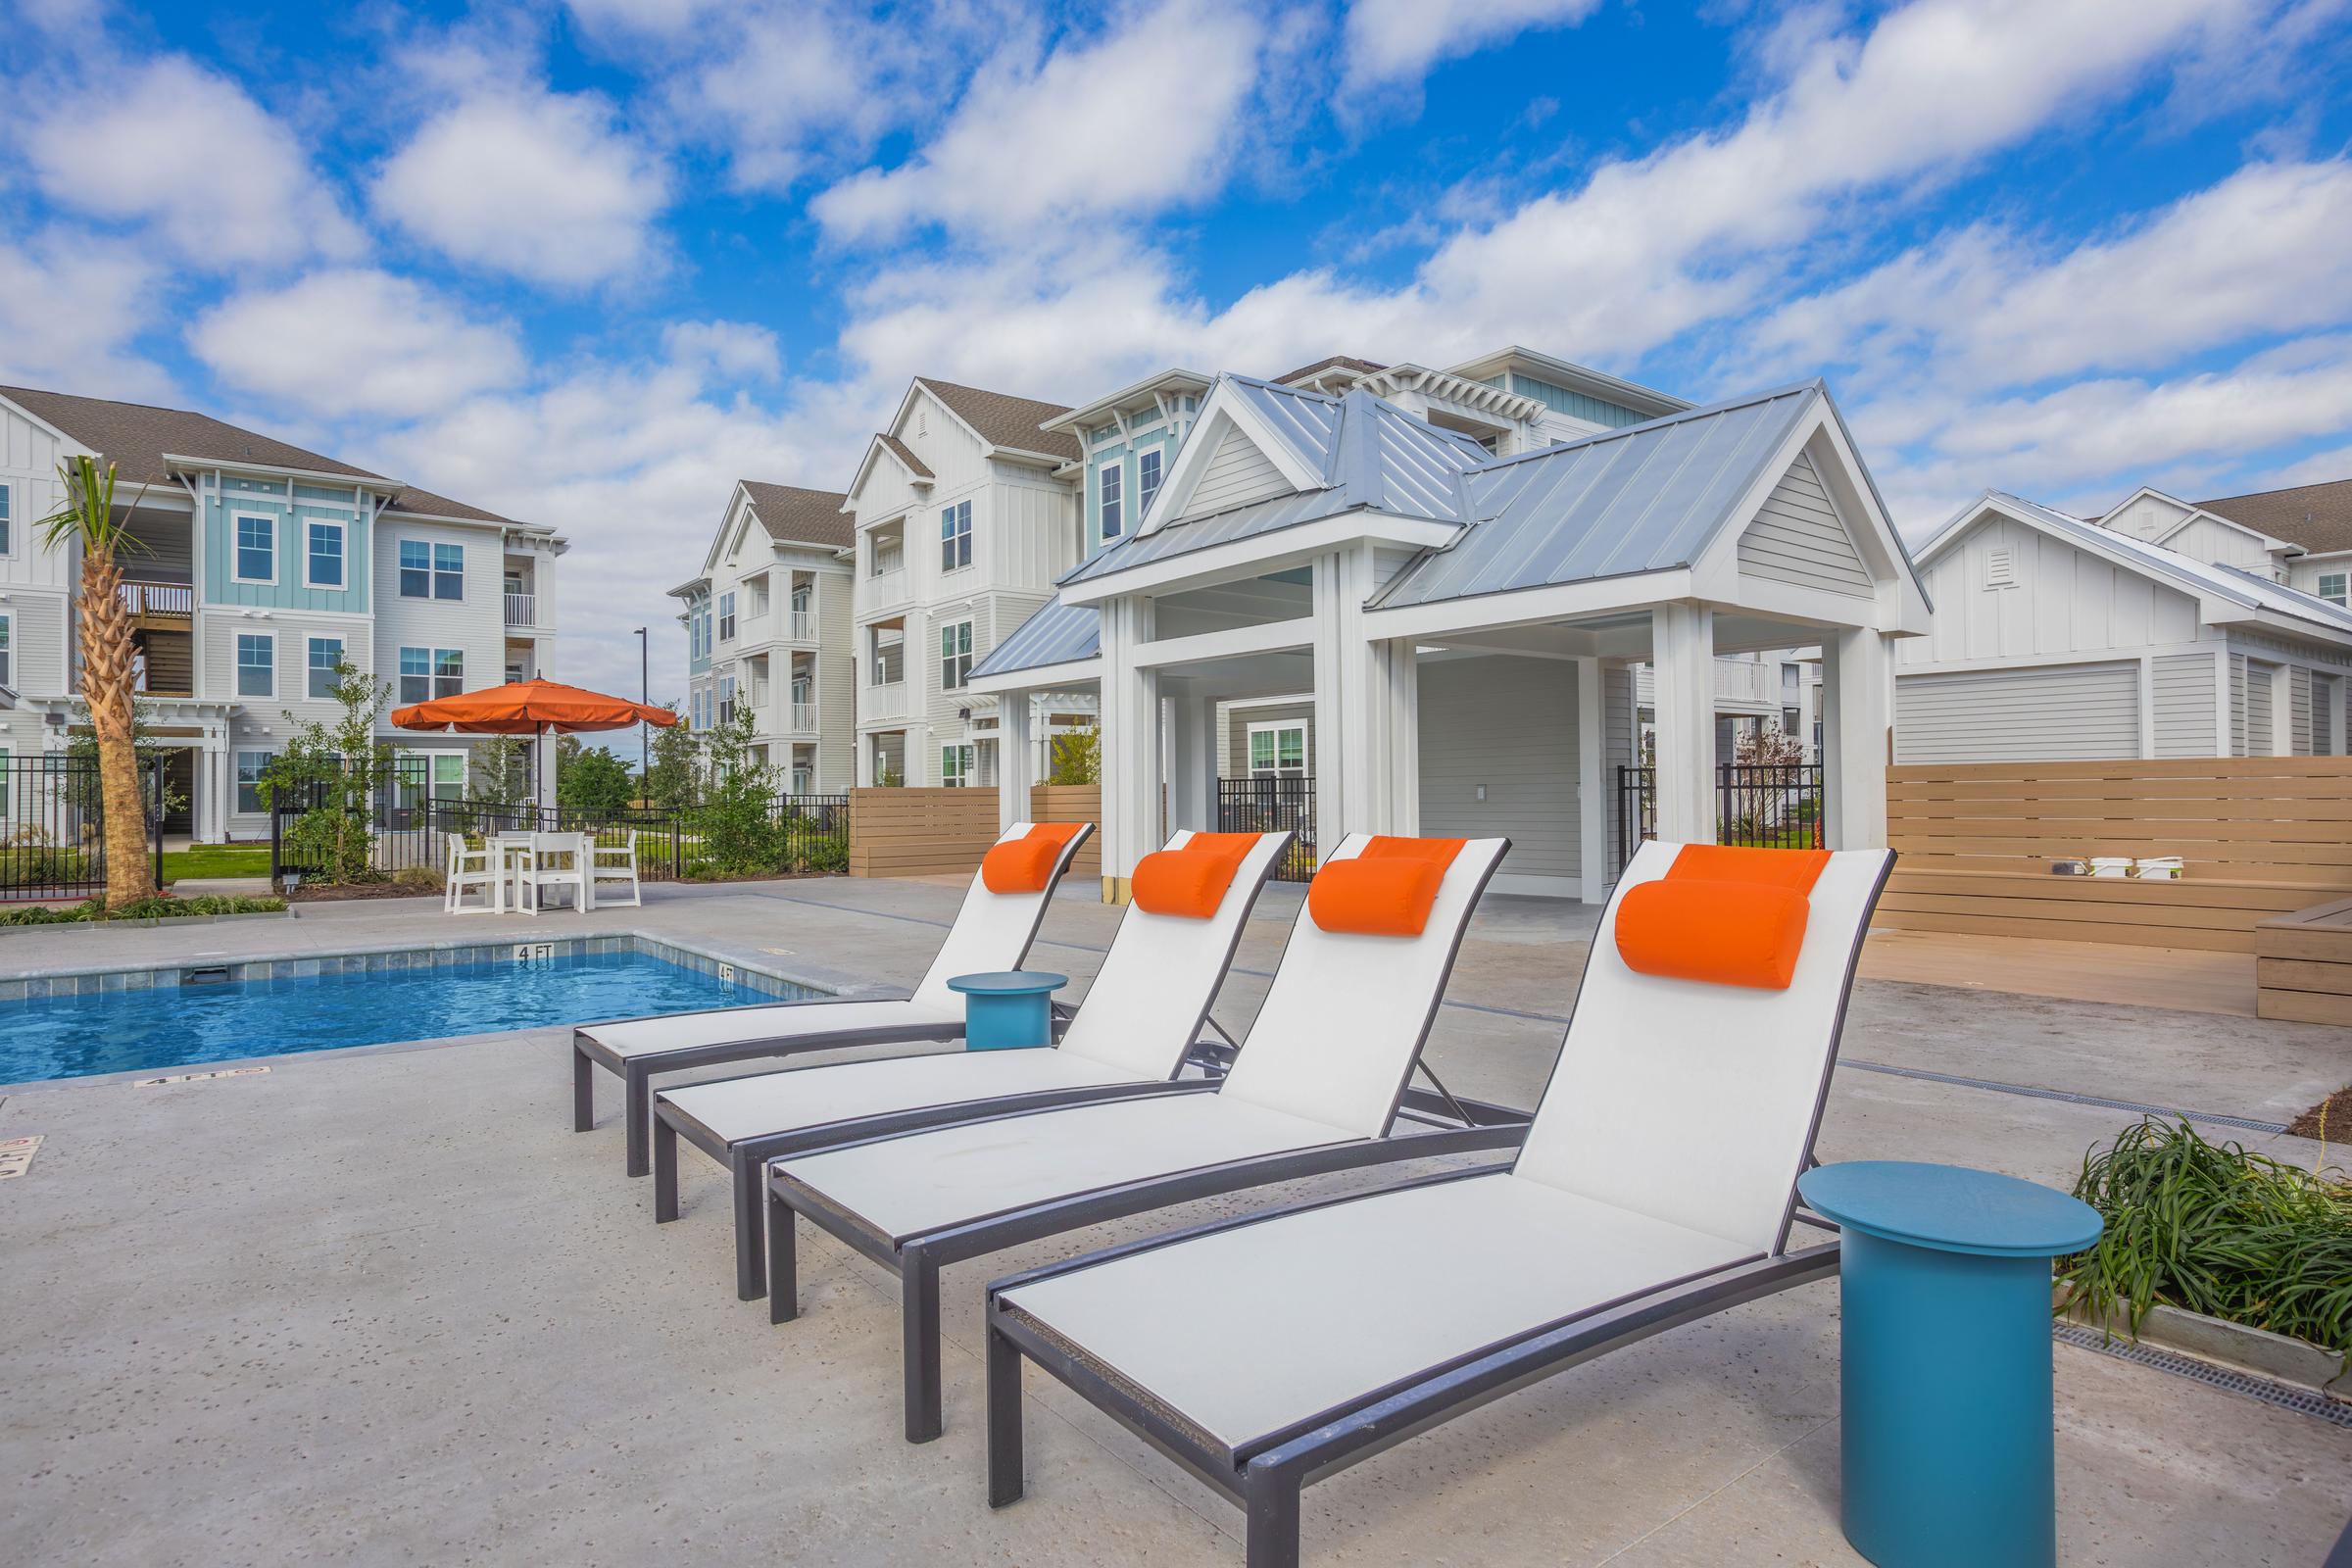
[1465,378,1826,474]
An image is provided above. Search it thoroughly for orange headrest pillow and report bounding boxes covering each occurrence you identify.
[1306,837,1467,937]
[1130,832,1258,918]
[1612,845,1830,990]
[980,822,1087,895]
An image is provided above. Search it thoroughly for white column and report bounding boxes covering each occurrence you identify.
[1648,604,1717,844]
[1313,545,1405,854]
[1097,595,1159,901]
[2137,655,2158,760]
[1164,686,1213,837]
[1821,626,1891,850]
[997,690,1033,831]
[2214,648,2232,756]
[1576,656,1606,902]
[1382,641,1419,839]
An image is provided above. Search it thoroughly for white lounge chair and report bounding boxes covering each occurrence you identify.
[653,829,1296,1301]
[572,820,1094,1178]
[983,841,1895,1568]
[762,833,1525,1443]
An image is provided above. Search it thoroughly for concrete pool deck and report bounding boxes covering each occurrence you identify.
[2,876,2347,1565]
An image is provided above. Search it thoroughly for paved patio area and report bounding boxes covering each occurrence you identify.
[2,877,2347,1565]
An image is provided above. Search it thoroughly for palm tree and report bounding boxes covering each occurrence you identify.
[40,456,156,907]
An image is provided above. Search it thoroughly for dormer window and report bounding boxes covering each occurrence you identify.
[2320,571,2347,607]
[1138,449,1161,520]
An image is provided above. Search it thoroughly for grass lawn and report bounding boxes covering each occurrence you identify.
[161,845,272,883]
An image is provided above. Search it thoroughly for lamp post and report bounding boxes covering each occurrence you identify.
[634,626,649,801]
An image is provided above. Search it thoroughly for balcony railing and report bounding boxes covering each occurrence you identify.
[789,702,817,732]
[865,566,906,605]
[788,611,815,640]
[865,680,911,721]
[504,592,536,627]
[1711,660,1779,706]
[122,581,193,619]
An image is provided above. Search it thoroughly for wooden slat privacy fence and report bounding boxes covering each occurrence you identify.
[846,785,1105,882]
[1030,785,1102,880]
[1879,758,2352,953]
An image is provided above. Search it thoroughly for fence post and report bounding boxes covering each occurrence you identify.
[151,753,166,892]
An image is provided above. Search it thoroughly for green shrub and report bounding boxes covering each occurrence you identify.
[2059,1117,2351,1361]
[0,848,91,889]
[0,894,285,925]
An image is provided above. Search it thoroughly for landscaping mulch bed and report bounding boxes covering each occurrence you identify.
[2286,1086,2352,1143]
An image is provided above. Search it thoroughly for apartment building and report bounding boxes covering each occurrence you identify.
[0,385,564,840]
[672,482,855,792]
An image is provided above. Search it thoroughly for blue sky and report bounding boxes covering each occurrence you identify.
[4,0,2350,707]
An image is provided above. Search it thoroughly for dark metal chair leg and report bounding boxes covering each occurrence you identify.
[1244,1461,1303,1568]
[625,1063,653,1178]
[733,1152,766,1301]
[653,1116,680,1223]
[767,1188,799,1324]
[986,1319,1025,1507]
[571,1045,595,1132]
[903,1248,943,1444]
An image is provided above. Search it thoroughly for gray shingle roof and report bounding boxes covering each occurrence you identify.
[875,432,933,479]
[0,383,517,525]
[1372,383,1822,610]
[968,594,1102,680]
[915,378,1081,464]
[2198,476,2352,558]
[739,481,853,551]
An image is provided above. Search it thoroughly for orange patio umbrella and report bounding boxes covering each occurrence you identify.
[392,677,677,807]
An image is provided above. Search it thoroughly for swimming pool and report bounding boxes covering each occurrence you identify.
[0,948,811,1085]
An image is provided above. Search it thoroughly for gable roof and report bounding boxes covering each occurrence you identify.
[2198,475,2352,557]
[913,377,1080,464]
[0,383,519,525]
[875,433,932,479]
[739,481,853,551]
[1060,377,1491,588]
[1272,355,1386,386]
[1371,382,1827,610]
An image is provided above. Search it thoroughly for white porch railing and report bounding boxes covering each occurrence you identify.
[866,566,906,605]
[788,611,815,640]
[865,681,911,721]
[789,702,817,732]
[504,592,535,627]
[1712,659,1779,706]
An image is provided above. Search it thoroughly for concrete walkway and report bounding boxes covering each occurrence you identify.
[1,876,2346,1565]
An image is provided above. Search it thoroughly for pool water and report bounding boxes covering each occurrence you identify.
[0,952,796,1084]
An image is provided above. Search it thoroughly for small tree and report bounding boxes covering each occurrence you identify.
[559,743,635,816]
[1735,720,1807,769]
[259,659,397,884]
[1047,724,1100,785]
[467,738,532,805]
[642,707,703,811]
[687,708,788,875]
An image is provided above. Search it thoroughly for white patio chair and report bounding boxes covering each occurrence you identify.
[527,831,590,914]
[651,829,1296,1301]
[444,835,498,913]
[760,833,1524,1443]
[591,829,641,907]
[984,842,1897,1567]
[572,820,1095,1178]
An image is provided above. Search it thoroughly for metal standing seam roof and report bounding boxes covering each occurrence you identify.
[1370,383,1823,610]
[1060,380,1490,589]
[967,595,1102,680]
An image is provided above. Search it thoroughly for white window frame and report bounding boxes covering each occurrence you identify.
[940,500,972,572]
[2320,571,2348,608]
[941,743,975,787]
[234,631,276,699]
[234,750,274,815]
[0,611,12,689]
[431,541,464,602]
[428,751,467,803]
[1246,720,1308,777]
[302,516,347,589]
[432,647,465,700]
[1137,448,1161,522]
[398,646,431,704]
[398,539,431,599]
[306,635,344,700]
[718,591,737,641]
[940,618,973,691]
[0,479,14,557]
[231,511,278,586]
[1100,461,1123,540]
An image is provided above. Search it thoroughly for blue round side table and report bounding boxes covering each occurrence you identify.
[1797,1161,2103,1568]
[948,970,1067,1052]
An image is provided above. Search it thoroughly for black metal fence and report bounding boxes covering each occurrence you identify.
[1215,775,1317,882]
[0,754,167,902]
[1616,763,1825,870]
[270,787,850,890]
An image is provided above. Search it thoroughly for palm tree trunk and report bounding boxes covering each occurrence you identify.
[79,549,156,907]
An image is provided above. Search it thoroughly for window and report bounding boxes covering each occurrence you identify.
[399,540,431,598]
[1783,706,1802,738]
[433,648,464,698]
[400,647,431,704]
[305,518,345,588]
[940,619,973,690]
[1138,449,1161,520]
[941,744,975,787]
[719,674,738,724]
[940,500,971,570]
[2322,572,2348,608]
[0,481,12,555]
[307,636,344,700]
[1782,662,1800,695]
[235,751,273,814]
[233,513,276,583]
[432,542,464,601]
[235,633,274,698]
[431,754,466,803]
[1247,722,1307,777]
[718,592,737,640]
[1100,462,1123,539]
[0,612,11,689]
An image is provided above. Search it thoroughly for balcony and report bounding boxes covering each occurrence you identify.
[787,611,815,641]
[865,680,911,721]
[504,592,536,628]
[789,702,817,733]
[1712,659,1780,708]
[122,581,193,625]
[865,566,907,607]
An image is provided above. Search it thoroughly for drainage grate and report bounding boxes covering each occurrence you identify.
[180,964,231,985]
[1842,1060,2289,1136]
[2053,1323,2352,1428]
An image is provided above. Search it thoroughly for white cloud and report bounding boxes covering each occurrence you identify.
[812,0,1267,243]
[662,320,783,382]
[0,229,166,398]
[372,90,669,287]
[1342,0,1600,92]
[25,56,361,267]
[188,271,526,419]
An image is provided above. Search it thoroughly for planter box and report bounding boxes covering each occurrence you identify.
[2059,1287,2351,1397]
